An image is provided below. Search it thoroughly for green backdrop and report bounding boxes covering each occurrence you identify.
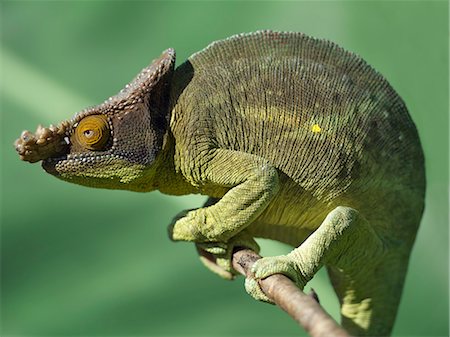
[1,1,448,336]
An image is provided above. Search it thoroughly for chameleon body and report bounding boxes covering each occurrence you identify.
[15,31,425,336]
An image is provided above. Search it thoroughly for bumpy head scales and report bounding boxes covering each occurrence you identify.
[15,121,71,163]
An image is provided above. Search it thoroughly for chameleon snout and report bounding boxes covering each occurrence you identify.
[14,122,71,163]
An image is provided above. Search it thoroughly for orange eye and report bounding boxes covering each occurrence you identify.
[74,115,110,150]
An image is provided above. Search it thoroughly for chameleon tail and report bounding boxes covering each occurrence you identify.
[327,247,412,336]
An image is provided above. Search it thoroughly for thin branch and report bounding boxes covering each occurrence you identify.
[232,249,351,337]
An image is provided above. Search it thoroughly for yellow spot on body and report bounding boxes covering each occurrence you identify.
[311,124,322,133]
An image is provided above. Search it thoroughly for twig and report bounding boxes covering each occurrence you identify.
[232,249,351,337]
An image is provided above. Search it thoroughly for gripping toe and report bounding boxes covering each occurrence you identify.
[244,277,273,303]
[251,255,306,291]
[196,233,260,280]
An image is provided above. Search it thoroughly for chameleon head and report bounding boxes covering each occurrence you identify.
[14,49,176,191]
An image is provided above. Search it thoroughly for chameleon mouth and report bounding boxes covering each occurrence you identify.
[42,155,67,176]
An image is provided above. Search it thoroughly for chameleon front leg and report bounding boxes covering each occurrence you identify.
[246,206,388,335]
[169,149,279,274]
[170,149,280,242]
[189,197,260,279]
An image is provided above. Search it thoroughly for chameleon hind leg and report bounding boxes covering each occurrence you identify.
[246,206,404,336]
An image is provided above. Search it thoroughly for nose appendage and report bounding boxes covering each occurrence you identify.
[14,122,71,163]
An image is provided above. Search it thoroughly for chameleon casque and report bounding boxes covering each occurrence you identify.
[15,31,425,336]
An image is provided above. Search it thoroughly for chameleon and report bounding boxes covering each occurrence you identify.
[14,31,425,336]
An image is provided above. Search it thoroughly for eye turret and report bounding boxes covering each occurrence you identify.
[74,115,110,151]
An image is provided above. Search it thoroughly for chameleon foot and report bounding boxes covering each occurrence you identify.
[245,254,308,303]
[196,233,260,280]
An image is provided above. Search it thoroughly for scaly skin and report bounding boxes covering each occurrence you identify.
[15,31,425,336]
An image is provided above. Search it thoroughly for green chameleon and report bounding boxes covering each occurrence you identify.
[15,31,425,336]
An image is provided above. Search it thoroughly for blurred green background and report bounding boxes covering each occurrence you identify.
[1,1,448,336]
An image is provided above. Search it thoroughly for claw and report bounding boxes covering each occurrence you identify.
[309,288,320,303]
